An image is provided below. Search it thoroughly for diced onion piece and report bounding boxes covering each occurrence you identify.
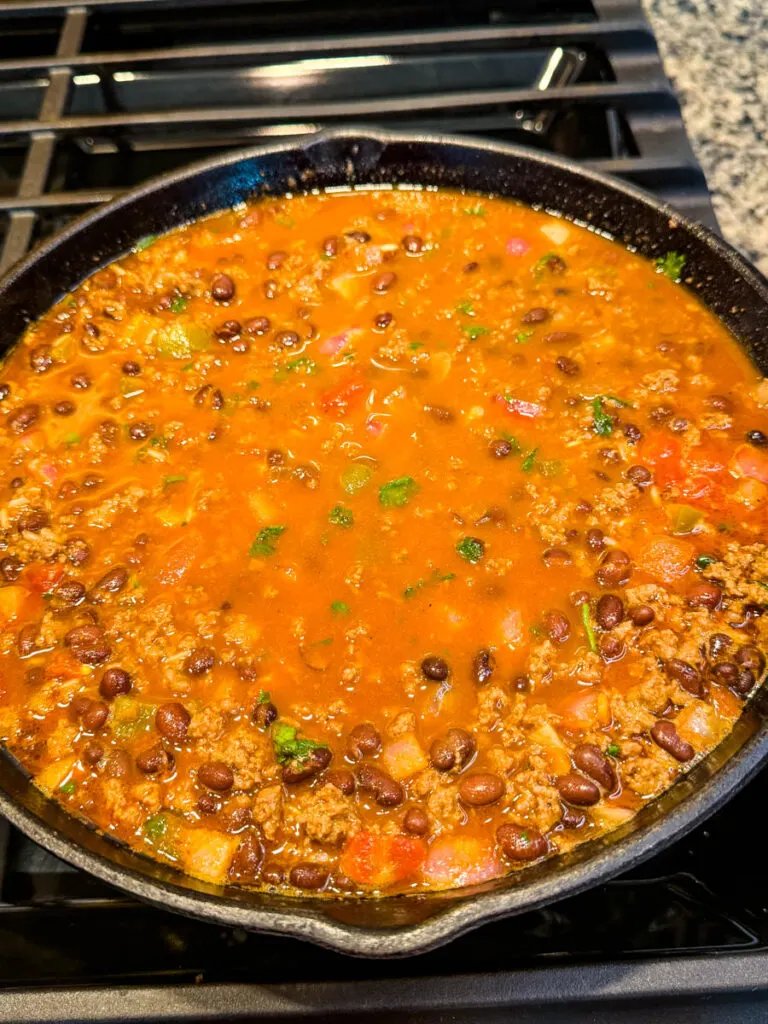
[675,703,722,750]
[36,757,77,795]
[181,828,239,884]
[0,585,30,627]
[500,608,525,648]
[430,351,453,383]
[540,222,570,245]
[731,444,768,485]
[421,836,504,887]
[381,734,428,780]
[529,722,572,775]
[591,804,634,827]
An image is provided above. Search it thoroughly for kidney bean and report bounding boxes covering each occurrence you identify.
[374,311,393,330]
[229,833,264,881]
[421,655,450,682]
[560,806,586,829]
[521,307,550,324]
[708,633,732,660]
[711,661,739,687]
[556,773,601,806]
[403,806,430,835]
[197,793,220,815]
[65,537,90,566]
[99,667,132,699]
[8,404,40,434]
[356,763,403,807]
[53,579,86,608]
[128,421,154,441]
[253,701,278,729]
[136,744,171,774]
[266,250,287,270]
[626,465,652,488]
[0,556,22,582]
[156,702,191,743]
[651,720,694,762]
[82,700,109,732]
[496,823,549,862]
[346,723,381,761]
[54,400,76,416]
[429,728,476,772]
[243,316,271,335]
[586,528,605,554]
[122,360,141,375]
[599,634,626,662]
[555,355,580,376]
[184,647,216,676]
[104,750,131,778]
[198,761,234,791]
[630,604,655,627]
[596,549,632,587]
[735,645,765,676]
[71,372,91,390]
[29,344,54,373]
[17,508,49,533]
[746,429,768,448]
[595,594,624,630]
[471,648,496,685]
[282,746,332,784]
[326,769,356,795]
[733,668,756,696]
[665,658,704,697]
[89,566,129,601]
[686,581,722,610]
[543,548,572,567]
[459,772,505,806]
[275,330,300,349]
[261,862,285,886]
[489,438,514,458]
[82,741,104,766]
[65,624,112,665]
[573,743,616,791]
[401,234,424,254]
[544,330,580,344]
[211,273,235,302]
[543,610,570,643]
[289,863,329,891]
[372,271,397,293]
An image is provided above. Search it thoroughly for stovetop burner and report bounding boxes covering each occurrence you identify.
[1,1,765,1020]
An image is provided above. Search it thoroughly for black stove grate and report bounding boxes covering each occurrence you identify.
[2,2,766,1021]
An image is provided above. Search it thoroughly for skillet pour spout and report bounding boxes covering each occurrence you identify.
[1,128,768,958]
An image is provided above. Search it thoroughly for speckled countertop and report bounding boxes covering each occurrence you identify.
[642,0,768,275]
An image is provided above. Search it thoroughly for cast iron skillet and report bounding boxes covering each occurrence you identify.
[1,128,768,959]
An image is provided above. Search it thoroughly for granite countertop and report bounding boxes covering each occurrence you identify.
[643,0,768,275]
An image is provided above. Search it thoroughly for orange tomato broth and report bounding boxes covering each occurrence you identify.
[0,185,766,896]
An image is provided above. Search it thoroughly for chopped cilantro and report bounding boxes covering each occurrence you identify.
[341,351,356,363]
[520,830,530,844]
[311,637,333,647]
[285,356,318,375]
[150,436,169,448]
[329,504,354,529]
[463,204,487,218]
[409,341,424,351]
[275,214,295,229]
[500,432,521,452]
[246,380,261,390]
[403,570,455,599]
[581,602,598,654]
[758,581,768,591]
[143,814,167,840]
[341,463,373,495]
[532,252,559,277]
[521,447,539,472]
[462,324,490,341]
[133,234,158,252]
[456,299,474,316]
[529,623,545,638]
[249,525,286,558]
[606,743,621,758]
[656,251,687,281]
[257,689,271,704]
[379,476,419,508]
[59,780,77,795]
[331,600,350,616]
[163,474,186,486]
[63,432,81,446]
[181,362,195,372]
[592,396,614,437]
[170,295,188,314]
[456,536,485,563]
[515,331,534,344]
[695,553,718,571]
[272,722,327,765]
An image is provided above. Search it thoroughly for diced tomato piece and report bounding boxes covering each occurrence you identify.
[318,328,360,357]
[319,372,366,417]
[638,536,695,583]
[641,434,684,487]
[494,394,544,418]
[23,563,64,595]
[340,831,426,888]
[365,413,386,437]
[505,237,531,256]
[731,444,768,485]
[421,836,504,888]
[156,533,201,586]
[559,691,612,734]
[0,585,30,627]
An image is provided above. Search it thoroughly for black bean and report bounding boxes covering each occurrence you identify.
[624,423,643,443]
[733,668,756,696]
[29,344,53,374]
[282,746,332,784]
[489,438,513,458]
[211,273,235,302]
[595,594,624,630]
[599,634,626,662]
[266,250,287,271]
[128,421,154,441]
[0,384,9,401]
[7,404,40,434]
[253,701,278,729]
[596,549,632,587]
[711,661,740,687]
[403,806,430,835]
[214,320,241,341]
[53,579,86,607]
[402,235,424,254]
[458,772,504,806]
[275,330,300,349]
[735,645,765,676]
[81,700,109,733]
[746,430,768,448]
[543,548,572,567]
[122,360,141,376]
[651,720,694,762]
[82,741,104,766]
[555,355,580,376]
[156,702,191,743]
[573,743,616,790]
[89,566,129,601]
[463,261,480,274]
[497,823,548,862]
[243,316,271,335]
[513,674,531,692]
[372,271,397,294]
[184,646,216,676]
[665,658,704,697]
[686,581,722,610]
[326,769,356,796]
[17,508,49,533]
[231,337,250,354]
[429,728,476,772]
[65,537,90,566]
[71,373,91,390]
[356,763,403,807]
[521,307,550,324]
[65,624,111,665]
[556,772,601,806]
[197,792,220,815]
[289,863,329,891]
[631,604,655,627]
[99,667,132,699]
[374,311,393,330]
[0,556,22,582]
[539,253,567,274]
[626,465,653,487]
[346,723,381,761]
[471,648,496,686]
[228,833,263,881]
[421,655,450,682]
[136,744,171,775]
[261,862,285,886]
[543,610,570,643]
[54,400,76,416]
[198,761,234,791]
[708,633,732,660]
[586,528,605,554]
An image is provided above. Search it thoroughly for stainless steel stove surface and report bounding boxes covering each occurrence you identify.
[0,2,766,1021]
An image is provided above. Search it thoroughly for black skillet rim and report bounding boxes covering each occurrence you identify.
[1,127,768,959]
